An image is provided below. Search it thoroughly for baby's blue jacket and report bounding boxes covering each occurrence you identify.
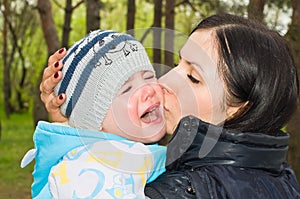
[21,121,166,199]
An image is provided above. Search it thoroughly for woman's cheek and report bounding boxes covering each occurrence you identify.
[164,93,181,134]
[156,86,164,102]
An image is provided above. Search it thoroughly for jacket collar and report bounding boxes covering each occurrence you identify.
[166,116,289,173]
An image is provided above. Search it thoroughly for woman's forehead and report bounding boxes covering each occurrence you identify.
[180,30,217,73]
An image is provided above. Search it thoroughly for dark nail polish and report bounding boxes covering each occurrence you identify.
[59,94,63,100]
[58,48,65,54]
[54,62,59,68]
[54,72,59,78]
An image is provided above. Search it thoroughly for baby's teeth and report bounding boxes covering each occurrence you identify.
[149,110,158,122]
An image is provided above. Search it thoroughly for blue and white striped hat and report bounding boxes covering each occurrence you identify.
[54,30,155,131]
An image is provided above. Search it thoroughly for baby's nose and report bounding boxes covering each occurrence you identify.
[140,84,156,101]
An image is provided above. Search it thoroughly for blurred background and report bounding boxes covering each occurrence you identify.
[0,0,299,198]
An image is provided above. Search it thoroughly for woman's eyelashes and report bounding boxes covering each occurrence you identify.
[187,74,200,84]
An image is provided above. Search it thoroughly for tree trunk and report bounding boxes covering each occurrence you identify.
[86,0,101,33]
[153,0,162,67]
[7,18,27,111]
[126,0,135,36]
[3,0,12,118]
[164,0,175,68]
[247,0,266,23]
[62,0,73,48]
[61,0,85,47]
[34,0,60,126]
[17,61,27,110]
[286,0,300,183]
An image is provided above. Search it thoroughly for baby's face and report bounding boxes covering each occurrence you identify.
[102,71,166,143]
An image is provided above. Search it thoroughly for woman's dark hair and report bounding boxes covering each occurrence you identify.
[191,13,299,135]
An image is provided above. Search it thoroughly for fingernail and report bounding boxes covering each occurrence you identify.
[59,94,63,100]
[54,61,59,68]
[54,72,59,78]
[58,48,65,54]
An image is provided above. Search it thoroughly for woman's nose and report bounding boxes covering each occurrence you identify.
[158,69,179,94]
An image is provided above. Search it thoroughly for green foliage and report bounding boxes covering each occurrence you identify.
[1,0,44,113]
[0,0,296,196]
[0,111,34,198]
[268,0,291,8]
[135,0,154,29]
[101,0,127,31]
[264,1,292,35]
[52,0,86,47]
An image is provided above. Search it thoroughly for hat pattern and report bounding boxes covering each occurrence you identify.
[91,35,138,67]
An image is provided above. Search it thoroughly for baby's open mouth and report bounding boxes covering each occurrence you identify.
[140,105,161,124]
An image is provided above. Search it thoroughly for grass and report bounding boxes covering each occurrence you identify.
[0,111,35,199]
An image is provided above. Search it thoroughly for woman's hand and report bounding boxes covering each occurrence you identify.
[40,48,68,122]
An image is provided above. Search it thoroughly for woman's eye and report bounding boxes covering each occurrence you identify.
[187,74,200,84]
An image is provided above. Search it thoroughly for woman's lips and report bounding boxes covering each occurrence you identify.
[163,105,169,112]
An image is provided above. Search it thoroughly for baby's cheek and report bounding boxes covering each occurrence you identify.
[127,101,140,126]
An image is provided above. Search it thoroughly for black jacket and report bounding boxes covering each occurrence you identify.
[145,116,300,199]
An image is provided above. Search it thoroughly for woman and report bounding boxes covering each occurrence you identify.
[40,13,300,198]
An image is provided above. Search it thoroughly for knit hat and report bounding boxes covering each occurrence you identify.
[54,30,155,131]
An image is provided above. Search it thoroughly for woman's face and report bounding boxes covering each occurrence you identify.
[159,29,229,134]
